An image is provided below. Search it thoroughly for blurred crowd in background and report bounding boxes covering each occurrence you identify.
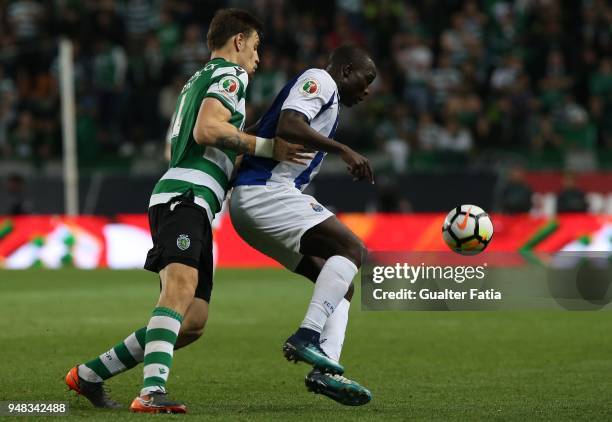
[0,0,611,174]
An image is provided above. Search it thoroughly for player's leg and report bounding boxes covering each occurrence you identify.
[294,256,353,362]
[130,197,212,414]
[67,289,208,410]
[294,256,372,406]
[175,215,213,350]
[175,297,208,349]
[66,269,193,412]
[67,296,208,408]
[128,263,194,413]
[65,326,145,408]
[231,186,350,373]
[283,216,364,374]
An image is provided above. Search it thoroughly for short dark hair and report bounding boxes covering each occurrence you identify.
[207,8,263,51]
[329,44,373,70]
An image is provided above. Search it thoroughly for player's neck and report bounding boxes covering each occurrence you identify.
[210,48,240,66]
[326,66,345,96]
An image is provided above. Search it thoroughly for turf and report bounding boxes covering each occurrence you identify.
[1,269,612,421]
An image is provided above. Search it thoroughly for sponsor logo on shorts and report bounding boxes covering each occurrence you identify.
[310,202,324,212]
[176,234,191,251]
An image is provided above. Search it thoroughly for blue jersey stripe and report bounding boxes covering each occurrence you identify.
[294,151,325,189]
[234,70,338,189]
[293,107,339,189]
[234,73,303,186]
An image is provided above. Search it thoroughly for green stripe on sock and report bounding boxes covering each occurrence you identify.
[143,351,173,368]
[85,357,112,380]
[135,327,146,349]
[143,376,167,389]
[114,343,138,368]
[146,328,178,344]
[152,306,183,323]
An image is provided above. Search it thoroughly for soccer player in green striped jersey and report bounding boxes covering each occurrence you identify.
[65,9,307,414]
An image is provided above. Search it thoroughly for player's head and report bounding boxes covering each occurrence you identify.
[327,45,376,107]
[207,9,263,74]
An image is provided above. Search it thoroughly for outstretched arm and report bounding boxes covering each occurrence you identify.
[276,109,374,183]
[276,110,346,154]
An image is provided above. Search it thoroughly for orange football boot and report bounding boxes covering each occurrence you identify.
[129,392,187,414]
[65,366,121,409]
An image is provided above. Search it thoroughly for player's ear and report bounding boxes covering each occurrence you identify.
[342,63,352,79]
[234,33,245,52]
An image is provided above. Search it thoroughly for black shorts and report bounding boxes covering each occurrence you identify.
[144,193,213,302]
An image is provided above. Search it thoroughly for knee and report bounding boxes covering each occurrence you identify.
[343,238,366,268]
[160,266,198,311]
[181,327,204,343]
[172,272,198,297]
[176,320,206,349]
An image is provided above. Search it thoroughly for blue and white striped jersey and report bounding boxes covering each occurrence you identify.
[234,68,340,191]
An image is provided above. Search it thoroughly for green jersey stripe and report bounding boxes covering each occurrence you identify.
[152,179,220,213]
[149,192,214,223]
[179,154,228,187]
[160,167,225,205]
[203,147,234,180]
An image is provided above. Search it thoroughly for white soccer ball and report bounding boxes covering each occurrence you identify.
[442,205,494,255]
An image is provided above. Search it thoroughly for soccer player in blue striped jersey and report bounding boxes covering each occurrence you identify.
[230,45,377,406]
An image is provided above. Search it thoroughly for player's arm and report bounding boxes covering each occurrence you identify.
[193,98,307,163]
[276,110,374,183]
[277,110,345,153]
[244,119,260,135]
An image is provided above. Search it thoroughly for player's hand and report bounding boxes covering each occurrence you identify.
[340,146,374,184]
[273,138,312,165]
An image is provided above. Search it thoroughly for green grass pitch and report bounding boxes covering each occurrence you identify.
[1,268,612,421]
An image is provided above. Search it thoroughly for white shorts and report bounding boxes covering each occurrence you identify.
[229,184,334,270]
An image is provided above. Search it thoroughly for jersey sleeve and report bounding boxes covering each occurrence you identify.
[281,69,336,122]
[203,67,248,113]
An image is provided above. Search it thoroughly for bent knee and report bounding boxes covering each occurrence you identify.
[343,238,366,268]
[161,265,198,298]
[178,320,206,344]
[181,327,204,342]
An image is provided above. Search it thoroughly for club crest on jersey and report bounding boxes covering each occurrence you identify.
[311,202,324,212]
[176,234,191,251]
[300,79,320,96]
[219,75,239,96]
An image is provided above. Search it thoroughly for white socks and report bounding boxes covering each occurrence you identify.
[320,298,350,362]
[301,255,357,333]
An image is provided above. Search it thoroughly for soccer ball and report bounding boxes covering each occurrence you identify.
[442,205,493,255]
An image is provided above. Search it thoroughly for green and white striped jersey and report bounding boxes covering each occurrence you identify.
[149,57,248,222]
